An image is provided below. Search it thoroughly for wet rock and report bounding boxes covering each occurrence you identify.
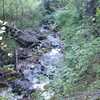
[16,48,33,60]
[0,49,9,66]
[0,23,64,99]
[0,81,9,88]
[40,48,63,66]
[47,34,63,48]
[11,79,34,93]
[21,63,47,82]
[22,94,31,100]
[0,68,22,82]
[4,25,47,47]
[15,48,34,72]
[0,61,3,67]
[40,40,51,49]
[11,78,49,95]
[0,88,24,100]
[0,48,16,67]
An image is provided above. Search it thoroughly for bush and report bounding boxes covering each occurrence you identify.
[51,0,100,97]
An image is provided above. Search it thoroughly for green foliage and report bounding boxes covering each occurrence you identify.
[0,0,100,99]
[0,96,7,100]
[0,0,43,28]
[0,21,16,53]
[0,0,41,17]
[51,0,100,97]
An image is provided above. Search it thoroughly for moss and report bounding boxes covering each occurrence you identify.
[0,96,7,100]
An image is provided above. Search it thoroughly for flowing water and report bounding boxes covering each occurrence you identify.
[0,27,64,100]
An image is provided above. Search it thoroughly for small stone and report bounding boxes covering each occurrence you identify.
[1,42,4,45]
[8,53,13,57]
[30,65,35,68]
[3,22,7,25]
[0,36,3,40]
[3,44,7,48]
[32,82,48,91]
[1,27,6,30]
[0,20,3,24]
[0,30,5,34]
[92,17,96,22]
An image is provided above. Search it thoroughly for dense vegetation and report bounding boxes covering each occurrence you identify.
[53,0,100,94]
[0,0,100,99]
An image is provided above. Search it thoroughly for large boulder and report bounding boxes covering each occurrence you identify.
[5,25,47,47]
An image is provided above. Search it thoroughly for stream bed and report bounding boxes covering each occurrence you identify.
[0,28,64,100]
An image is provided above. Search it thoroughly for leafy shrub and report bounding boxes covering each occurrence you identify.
[51,0,100,97]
